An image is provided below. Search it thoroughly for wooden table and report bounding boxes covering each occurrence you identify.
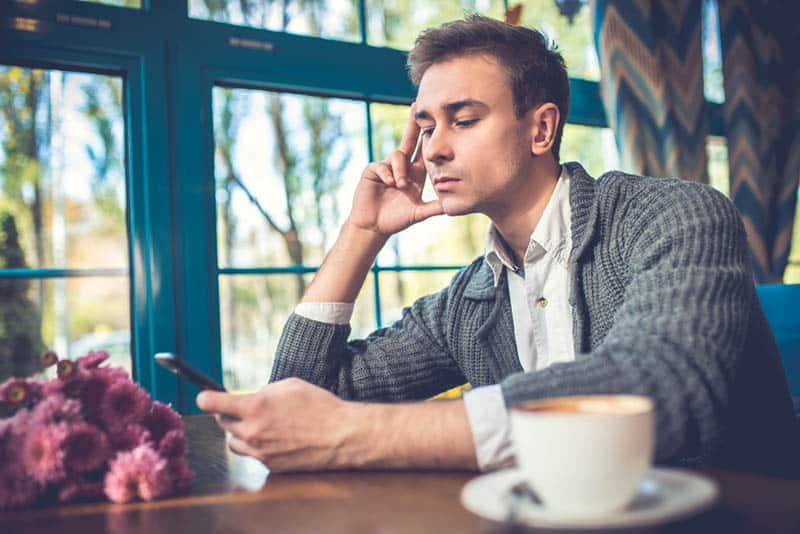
[2,415,799,533]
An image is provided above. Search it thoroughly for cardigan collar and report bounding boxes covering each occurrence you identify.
[463,161,599,301]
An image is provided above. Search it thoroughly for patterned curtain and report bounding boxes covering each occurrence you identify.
[593,0,709,181]
[718,0,800,283]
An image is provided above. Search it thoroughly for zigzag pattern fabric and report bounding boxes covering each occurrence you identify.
[593,0,709,182]
[718,0,799,282]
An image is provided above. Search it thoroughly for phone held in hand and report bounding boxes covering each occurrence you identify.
[154,352,227,392]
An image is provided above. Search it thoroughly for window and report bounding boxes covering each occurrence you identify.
[189,0,360,41]
[0,66,131,381]
[366,0,505,50]
[518,0,600,81]
[212,87,376,390]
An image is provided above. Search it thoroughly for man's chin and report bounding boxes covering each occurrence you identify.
[440,199,477,217]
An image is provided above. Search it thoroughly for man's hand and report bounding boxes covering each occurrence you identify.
[196,378,358,472]
[196,377,479,472]
[348,103,443,236]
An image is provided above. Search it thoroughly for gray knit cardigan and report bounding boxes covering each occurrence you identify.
[271,162,799,476]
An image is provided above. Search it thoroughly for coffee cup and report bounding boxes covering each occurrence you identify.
[509,395,654,518]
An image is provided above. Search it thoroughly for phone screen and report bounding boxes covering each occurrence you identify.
[154,353,227,392]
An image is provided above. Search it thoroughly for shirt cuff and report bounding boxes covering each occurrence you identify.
[462,384,516,471]
[294,302,354,325]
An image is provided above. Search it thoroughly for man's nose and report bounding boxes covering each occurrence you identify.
[422,127,455,163]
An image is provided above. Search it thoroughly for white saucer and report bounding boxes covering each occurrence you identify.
[460,467,718,530]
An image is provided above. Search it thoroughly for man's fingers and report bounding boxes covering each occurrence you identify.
[216,412,256,441]
[366,161,396,186]
[389,150,409,188]
[414,199,444,222]
[398,102,421,156]
[196,390,244,418]
[228,435,262,460]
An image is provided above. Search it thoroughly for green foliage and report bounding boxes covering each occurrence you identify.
[0,213,44,381]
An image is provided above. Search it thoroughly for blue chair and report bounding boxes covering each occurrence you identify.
[756,284,800,414]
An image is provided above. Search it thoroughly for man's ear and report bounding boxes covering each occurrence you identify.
[528,103,560,156]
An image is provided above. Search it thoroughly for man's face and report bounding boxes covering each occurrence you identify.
[414,53,534,216]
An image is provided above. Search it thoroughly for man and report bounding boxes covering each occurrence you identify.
[197,15,798,477]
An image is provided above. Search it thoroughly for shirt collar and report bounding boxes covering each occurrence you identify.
[483,165,572,286]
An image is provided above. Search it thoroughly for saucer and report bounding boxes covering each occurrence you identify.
[460,467,718,530]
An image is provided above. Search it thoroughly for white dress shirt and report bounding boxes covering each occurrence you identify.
[463,165,574,470]
[295,166,574,472]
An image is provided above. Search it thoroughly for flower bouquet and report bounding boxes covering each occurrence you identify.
[0,350,194,509]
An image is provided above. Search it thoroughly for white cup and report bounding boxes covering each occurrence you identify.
[509,395,655,519]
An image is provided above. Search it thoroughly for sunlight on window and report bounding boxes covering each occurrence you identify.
[0,66,131,380]
[560,124,619,177]
[786,196,800,284]
[707,137,730,197]
[212,87,371,389]
[366,0,505,50]
[702,0,725,103]
[79,0,142,7]
[519,0,600,81]
[189,0,360,42]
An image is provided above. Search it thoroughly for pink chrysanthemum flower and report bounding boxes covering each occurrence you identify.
[0,417,16,464]
[104,445,172,503]
[95,366,130,384]
[77,350,110,370]
[62,422,111,473]
[58,474,104,503]
[167,458,195,496]
[0,464,40,509]
[29,394,83,426]
[110,424,152,452]
[57,359,77,380]
[40,350,59,369]
[101,381,151,429]
[158,429,187,458]
[143,401,182,443]
[22,423,68,484]
[1,377,30,408]
[76,371,114,426]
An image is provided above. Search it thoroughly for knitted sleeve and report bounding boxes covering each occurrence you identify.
[500,181,753,464]
[269,267,473,401]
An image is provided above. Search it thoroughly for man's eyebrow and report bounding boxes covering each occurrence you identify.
[443,99,488,114]
[414,99,488,121]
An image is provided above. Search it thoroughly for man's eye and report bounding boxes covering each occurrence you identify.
[455,119,478,128]
[421,128,435,137]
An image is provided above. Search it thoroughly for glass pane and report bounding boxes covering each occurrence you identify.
[0,66,128,270]
[786,195,800,283]
[377,270,458,326]
[377,213,488,267]
[219,273,376,392]
[702,0,725,103]
[707,136,729,197]
[0,275,132,382]
[189,0,360,42]
[560,124,619,177]
[370,102,408,162]
[214,87,367,268]
[367,0,505,50]
[79,0,142,7]
[518,1,599,81]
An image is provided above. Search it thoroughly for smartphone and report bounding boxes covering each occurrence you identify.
[154,352,227,392]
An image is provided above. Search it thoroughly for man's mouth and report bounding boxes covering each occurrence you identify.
[431,176,460,192]
[431,176,460,185]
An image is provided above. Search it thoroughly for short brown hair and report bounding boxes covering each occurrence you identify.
[407,14,570,160]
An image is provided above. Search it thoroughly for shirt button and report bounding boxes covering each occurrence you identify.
[536,297,548,308]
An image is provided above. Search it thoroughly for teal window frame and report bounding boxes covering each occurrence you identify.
[1,0,725,412]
